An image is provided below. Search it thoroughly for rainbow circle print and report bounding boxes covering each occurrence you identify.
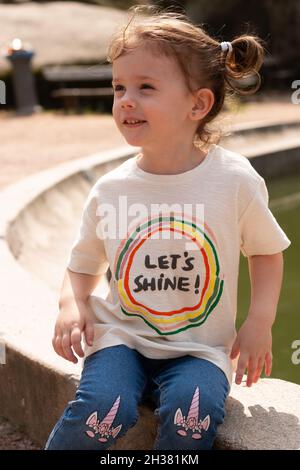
[114,213,224,335]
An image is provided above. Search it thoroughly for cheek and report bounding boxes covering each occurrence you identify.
[111,104,123,132]
[152,99,178,121]
[112,101,118,118]
[112,103,123,128]
[148,103,171,123]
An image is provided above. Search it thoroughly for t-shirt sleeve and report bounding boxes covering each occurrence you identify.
[66,189,109,275]
[239,178,291,257]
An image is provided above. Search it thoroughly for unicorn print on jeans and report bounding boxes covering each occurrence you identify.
[174,387,210,439]
[85,396,122,443]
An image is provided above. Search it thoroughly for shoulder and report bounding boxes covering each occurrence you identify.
[89,154,138,194]
[214,145,263,182]
[213,144,264,192]
[212,145,267,216]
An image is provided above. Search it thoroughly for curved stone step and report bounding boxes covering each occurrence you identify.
[105,377,300,450]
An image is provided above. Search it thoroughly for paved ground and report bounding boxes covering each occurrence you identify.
[1,92,299,449]
[0,416,40,450]
[0,111,127,190]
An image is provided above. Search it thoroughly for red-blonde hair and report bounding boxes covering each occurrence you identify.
[107,5,265,148]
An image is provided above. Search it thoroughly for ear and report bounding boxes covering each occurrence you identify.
[189,88,215,121]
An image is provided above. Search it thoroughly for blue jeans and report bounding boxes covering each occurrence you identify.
[45,345,229,450]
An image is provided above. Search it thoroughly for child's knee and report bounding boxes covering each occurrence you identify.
[154,385,226,450]
[84,394,139,444]
[45,393,138,450]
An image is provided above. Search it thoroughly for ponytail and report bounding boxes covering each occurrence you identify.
[221,35,265,94]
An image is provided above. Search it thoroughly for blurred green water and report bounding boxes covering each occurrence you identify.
[237,174,300,385]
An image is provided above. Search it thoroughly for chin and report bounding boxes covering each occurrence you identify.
[123,136,145,147]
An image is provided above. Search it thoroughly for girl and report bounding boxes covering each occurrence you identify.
[45,5,291,450]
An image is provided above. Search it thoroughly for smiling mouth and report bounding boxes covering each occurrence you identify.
[123,121,147,127]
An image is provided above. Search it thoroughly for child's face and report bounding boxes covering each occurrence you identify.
[112,45,196,150]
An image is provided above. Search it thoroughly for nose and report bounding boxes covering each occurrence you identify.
[120,92,136,109]
[121,100,135,109]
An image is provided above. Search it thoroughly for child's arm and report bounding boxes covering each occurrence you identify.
[52,268,103,363]
[59,267,102,304]
[230,252,284,386]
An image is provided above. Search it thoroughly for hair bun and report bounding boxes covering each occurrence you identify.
[223,35,265,94]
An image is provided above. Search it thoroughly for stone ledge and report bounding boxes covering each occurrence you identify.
[215,378,300,450]
[0,145,136,447]
[112,376,300,450]
[1,343,300,449]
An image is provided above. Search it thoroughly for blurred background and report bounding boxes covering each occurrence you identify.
[0,0,300,111]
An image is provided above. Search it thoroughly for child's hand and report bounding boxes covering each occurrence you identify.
[52,298,94,363]
[230,317,273,387]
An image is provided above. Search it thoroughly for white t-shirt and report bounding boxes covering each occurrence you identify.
[67,144,291,384]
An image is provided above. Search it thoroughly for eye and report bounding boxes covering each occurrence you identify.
[113,84,154,92]
[140,83,154,89]
[113,85,124,91]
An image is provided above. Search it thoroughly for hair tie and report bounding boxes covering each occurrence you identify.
[220,41,233,55]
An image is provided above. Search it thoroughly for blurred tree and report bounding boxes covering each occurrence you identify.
[151,0,187,11]
[1,0,298,75]
[264,0,300,64]
[151,0,300,80]
[151,0,270,39]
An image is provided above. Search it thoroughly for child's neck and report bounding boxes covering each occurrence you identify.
[137,145,208,176]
